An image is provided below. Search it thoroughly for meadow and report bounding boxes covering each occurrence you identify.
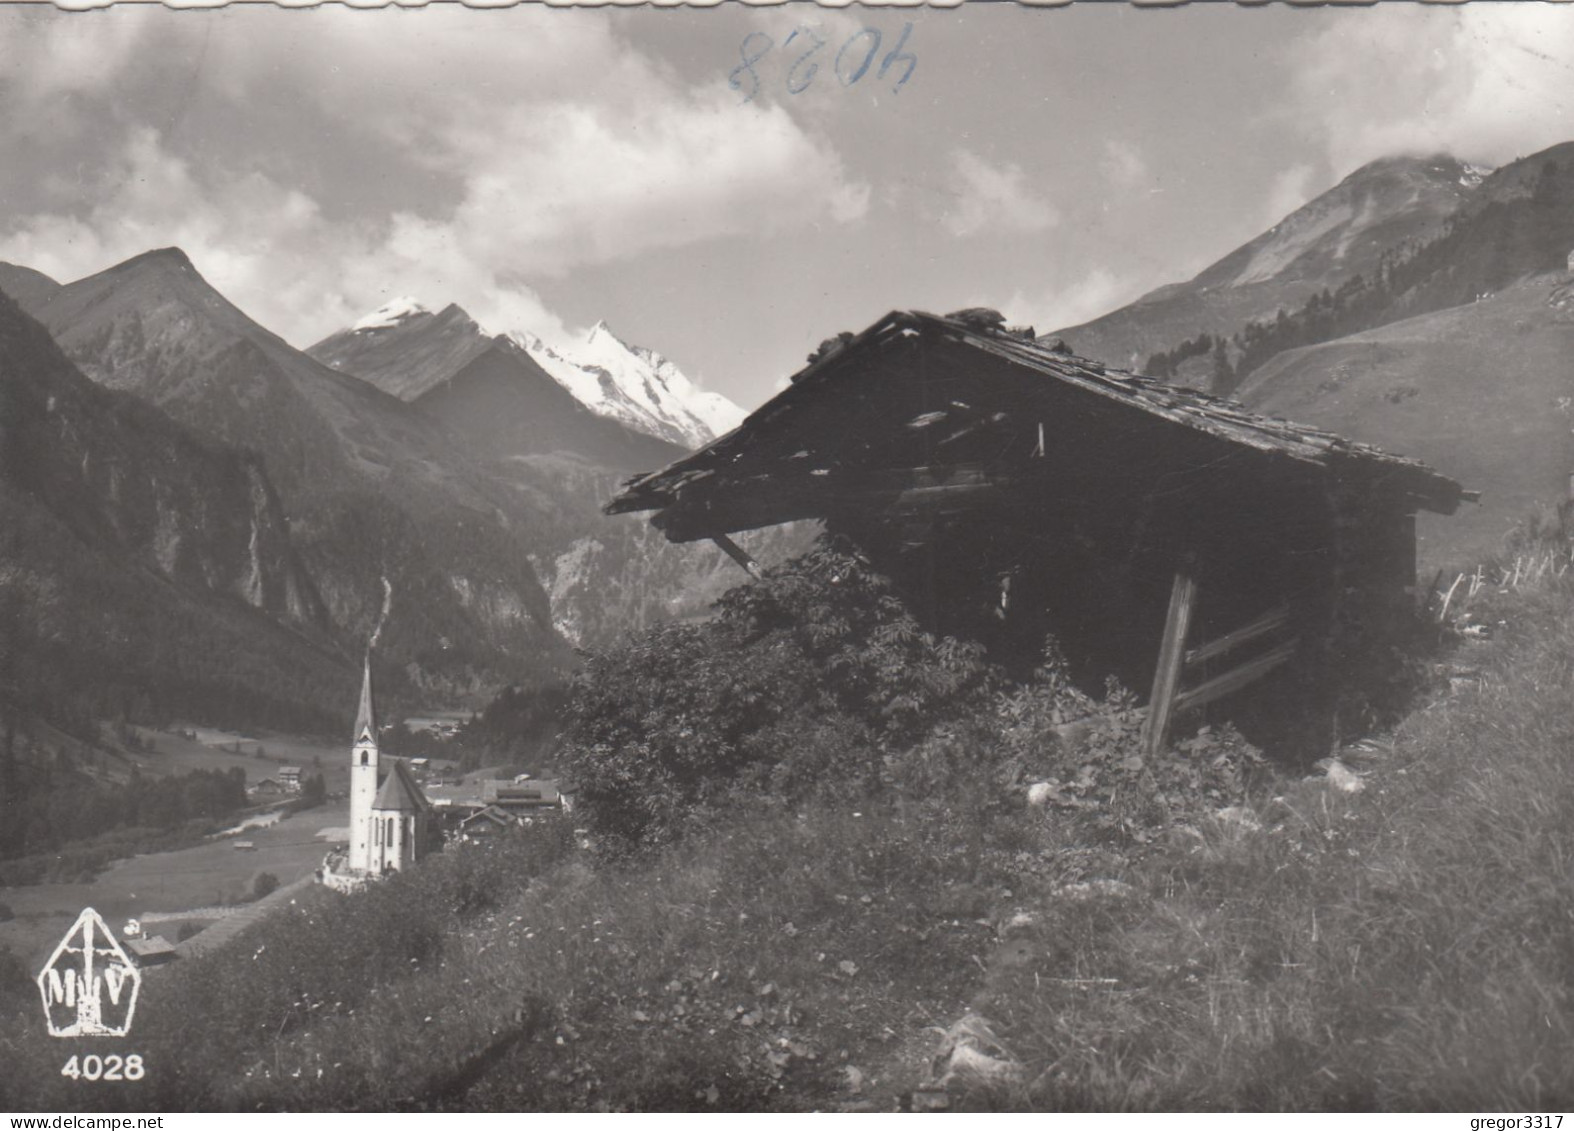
[0,797,348,970]
[0,725,348,969]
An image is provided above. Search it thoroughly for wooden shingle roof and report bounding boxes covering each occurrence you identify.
[608,310,1471,538]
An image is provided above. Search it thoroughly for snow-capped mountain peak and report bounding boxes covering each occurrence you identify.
[514,322,745,450]
[350,296,429,333]
[331,296,743,450]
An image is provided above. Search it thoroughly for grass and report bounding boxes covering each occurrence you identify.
[2,794,1067,1111]
[0,799,348,970]
[8,548,1574,1110]
[971,573,1574,1110]
[1238,273,1574,572]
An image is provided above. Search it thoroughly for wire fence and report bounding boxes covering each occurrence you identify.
[1431,541,1574,624]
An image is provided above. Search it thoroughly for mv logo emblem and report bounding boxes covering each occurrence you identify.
[37,908,141,1038]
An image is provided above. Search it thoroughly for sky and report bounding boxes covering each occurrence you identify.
[1,2,1572,412]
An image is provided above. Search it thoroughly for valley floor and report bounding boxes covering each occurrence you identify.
[0,795,348,971]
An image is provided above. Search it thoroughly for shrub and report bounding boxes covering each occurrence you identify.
[563,535,997,848]
[252,872,280,900]
[563,536,1264,853]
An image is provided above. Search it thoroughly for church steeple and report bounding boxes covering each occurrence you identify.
[354,654,377,747]
[348,653,381,875]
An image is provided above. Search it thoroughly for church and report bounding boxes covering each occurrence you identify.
[324,658,432,887]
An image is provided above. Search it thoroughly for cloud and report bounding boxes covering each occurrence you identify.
[0,7,870,340]
[1100,140,1149,191]
[440,92,869,277]
[1261,163,1318,230]
[0,7,155,103]
[0,127,571,349]
[1290,5,1574,174]
[941,149,1059,238]
[1007,266,1148,340]
[200,7,870,275]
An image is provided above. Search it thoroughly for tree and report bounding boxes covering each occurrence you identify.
[301,772,327,809]
[1211,338,1235,393]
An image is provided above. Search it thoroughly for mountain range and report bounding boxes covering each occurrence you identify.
[0,284,344,735]
[7,136,1574,744]
[511,322,744,450]
[309,298,743,452]
[1049,141,1574,568]
[303,291,801,649]
[1052,154,1486,377]
[0,247,790,750]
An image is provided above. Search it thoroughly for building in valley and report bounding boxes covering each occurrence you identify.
[324,658,434,889]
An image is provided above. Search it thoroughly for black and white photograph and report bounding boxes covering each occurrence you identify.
[1,0,1573,1114]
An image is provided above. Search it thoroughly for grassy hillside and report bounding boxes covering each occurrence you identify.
[8,534,1574,1111]
[1238,273,1574,570]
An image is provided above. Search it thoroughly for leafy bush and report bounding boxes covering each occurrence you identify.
[564,536,1266,852]
[563,536,997,848]
[891,642,1263,847]
[252,872,280,900]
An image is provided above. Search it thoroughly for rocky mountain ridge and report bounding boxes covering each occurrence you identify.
[0,285,346,732]
[1050,154,1484,376]
[9,248,573,704]
[311,299,744,450]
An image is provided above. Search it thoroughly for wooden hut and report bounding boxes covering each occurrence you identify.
[608,310,1471,758]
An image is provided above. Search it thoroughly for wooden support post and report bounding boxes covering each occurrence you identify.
[1142,569,1198,759]
[1184,603,1290,667]
[710,533,765,580]
[1172,637,1299,715]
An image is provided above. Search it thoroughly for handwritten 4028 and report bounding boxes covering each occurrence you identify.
[730,23,916,102]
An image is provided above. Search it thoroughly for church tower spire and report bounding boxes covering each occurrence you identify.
[348,654,380,874]
[354,655,377,747]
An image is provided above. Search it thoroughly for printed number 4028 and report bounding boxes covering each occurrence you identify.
[62,1053,145,1081]
[730,23,916,102]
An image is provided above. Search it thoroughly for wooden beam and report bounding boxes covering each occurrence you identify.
[710,533,765,580]
[1184,603,1291,667]
[1142,570,1198,759]
[1172,637,1299,715]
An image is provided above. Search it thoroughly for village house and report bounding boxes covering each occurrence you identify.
[424,774,565,839]
[277,766,303,792]
[607,309,1471,759]
[482,778,562,815]
[457,805,518,840]
[126,934,179,967]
